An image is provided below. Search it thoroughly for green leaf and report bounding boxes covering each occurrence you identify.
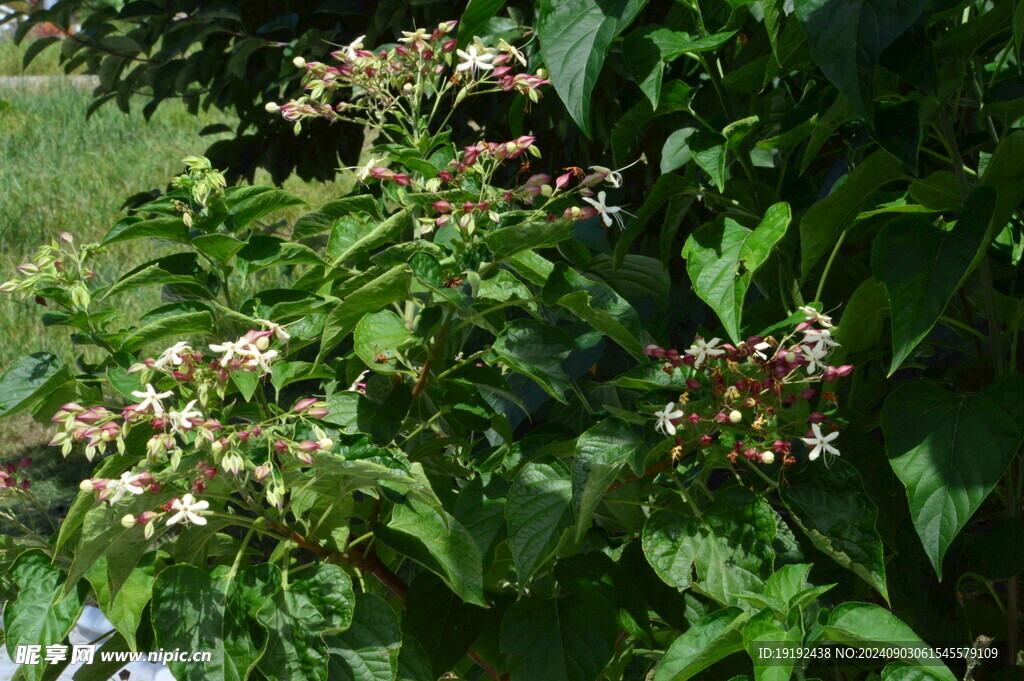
[353,310,413,374]
[402,573,485,679]
[572,418,644,539]
[682,203,791,342]
[4,550,87,681]
[326,593,401,681]
[793,0,929,116]
[743,609,803,681]
[320,265,411,357]
[459,0,509,46]
[542,263,646,358]
[799,151,903,280]
[872,186,996,373]
[225,186,306,229]
[102,252,206,299]
[103,215,190,245]
[782,460,888,601]
[537,0,648,135]
[642,488,776,607]
[376,496,486,606]
[87,551,161,651]
[506,462,574,581]
[331,208,410,265]
[0,352,68,418]
[500,591,618,681]
[192,233,247,264]
[823,603,955,681]
[660,127,696,174]
[122,311,215,352]
[882,382,1022,579]
[491,319,574,403]
[235,236,324,277]
[689,130,728,190]
[832,277,889,355]
[482,219,574,260]
[653,607,747,681]
[624,27,736,107]
[293,195,381,240]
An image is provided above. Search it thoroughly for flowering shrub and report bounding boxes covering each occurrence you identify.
[3,7,1014,681]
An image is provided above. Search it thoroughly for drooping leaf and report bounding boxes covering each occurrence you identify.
[682,203,791,342]
[882,382,1022,579]
[490,320,574,404]
[653,607,747,681]
[401,573,485,679]
[572,418,644,539]
[872,186,996,373]
[0,352,68,418]
[537,0,648,135]
[353,310,413,374]
[326,593,401,681]
[506,461,574,581]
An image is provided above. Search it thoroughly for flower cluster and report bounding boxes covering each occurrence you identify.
[0,458,32,491]
[0,232,99,310]
[647,305,852,470]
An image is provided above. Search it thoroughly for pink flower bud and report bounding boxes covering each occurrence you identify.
[297,440,320,453]
[799,388,817,400]
[254,463,272,481]
[307,406,330,420]
[433,200,453,213]
[293,397,318,412]
[274,439,289,453]
[688,413,700,424]
[808,412,827,424]
[700,435,713,446]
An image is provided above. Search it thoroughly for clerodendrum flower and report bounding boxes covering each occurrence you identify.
[104,472,148,504]
[399,28,431,43]
[167,400,203,433]
[685,337,726,368]
[456,45,495,75]
[152,341,191,370]
[209,337,250,364]
[497,39,527,65]
[800,340,829,374]
[801,423,840,461]
[131,384,174,416]
[341,35,365,61]
[802,328,838,348]
[255,318,292,342]
[654,403,685,436]
[799,305,833,328]
[581,191,625,229]
[245,346,279,373]
[165,494,210,526]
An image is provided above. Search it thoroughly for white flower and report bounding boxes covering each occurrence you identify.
[152,341,191,371]
[244,345,279,373]
[582,191,625,229]
[802,328,838,348]
[354,156,385,182]
[105,472,148,504]
[685,337,726,368]
[753,341,772,360]
[801,423,840,462]
[209,337,251,364]
[800,340,829,374]
[400,28,431,44]
[348,369,370,392]
[165,493,210,526]
[654,403,685,436]
[131,384,174,416]
[167,399,203,433]
[799,305,833,328]
[342,34,365,60]
[456,45,495,74]
[255,318,291,342]
[473,36,496,56]
[497,39,527,65]
[589,165,623,188]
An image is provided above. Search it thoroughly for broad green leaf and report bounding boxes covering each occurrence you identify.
[642,488,776,607]
[793,0,929,115]
[330,208,410,265]
[326,593,401,681]
[537,0,648,135]
[653,607,747,681]
[682,203,791,342]
[482,218,574,260]
[506,461,574,581]
[238,563,355,681]
[500,591,618,681]
[0,352,68,417]
[908,171,963,212]
[661,127,696,173]
[122,311,215,352]
[542,263,646,358]
[102,252,206,299]
[782,459,888,601]
[192,233,247,264]
[353,310,413,374]
[235,236,324,277]
[881,662,951,681]
[611,80,694,166]
[4,550,87,681]
[376,497,486,606]
[624,27,736,107]
[823,603,955,681]
[981,130,1024,230]
[225,186,306,229]
[453,474,509,560]
[293,195,381,240]
[459,0,510,46]
[490,319,574,403]
[883,382,1021,579]
[320,265,411,357]
[689,130,728,190]
[799,151,903,280]
[87,551,161,650]
[402,573,485,679]
[832,277,889,355]
[103,215,190,245]
[872,187,996,373]
[572,418,643,539]
[744,608,803,681]
[151,564,268,681]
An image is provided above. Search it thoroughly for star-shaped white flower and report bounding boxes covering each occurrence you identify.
[400,28,431,44]
[654,403,685,436]
[209,337,252,364]
[685,337,726,368]
[589,165,623,188]
[244,346,279,373]
[799,305,833,328]
[105,472,148,504]
[802,328,838,348]
[801,423,840,461]
[354,156,385,182]
[497,39,526,65]
[167,399,203,433]
[131,384,174,416]
[456,45,495,74]
[800,340,829,374]
[165,493,210,526]
[342,34,365,60]
[581,191,625,229]
[152,341,191,370]
[752,341,772,360]
[255,318,291,342]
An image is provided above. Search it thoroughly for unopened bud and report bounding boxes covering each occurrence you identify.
[120,514,137,529]
[728,410,743,424]
[79,479,94,492]
[761,451,775,465]
[264,101,280,113]
[293,56,307,68]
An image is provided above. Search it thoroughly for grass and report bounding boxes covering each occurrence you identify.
[0,38,344,524]
[0,33,74,76]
